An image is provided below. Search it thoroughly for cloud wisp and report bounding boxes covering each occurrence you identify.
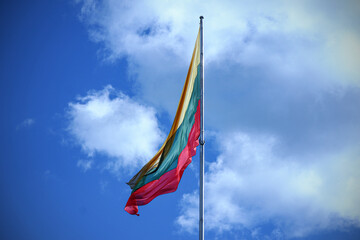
[77,159,94,172]
[16,118,35,130]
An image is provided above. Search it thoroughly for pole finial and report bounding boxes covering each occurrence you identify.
[200,16,204,19]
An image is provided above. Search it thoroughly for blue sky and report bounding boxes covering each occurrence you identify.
[1,0,360,239]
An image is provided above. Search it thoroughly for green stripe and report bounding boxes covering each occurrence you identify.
[133,65,201,192]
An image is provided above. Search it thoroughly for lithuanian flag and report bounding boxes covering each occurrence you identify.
[125,29,201,215]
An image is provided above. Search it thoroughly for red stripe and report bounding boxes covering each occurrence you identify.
[125,100,201,215]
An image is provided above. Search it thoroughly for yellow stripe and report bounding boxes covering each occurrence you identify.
[176,30,201,129]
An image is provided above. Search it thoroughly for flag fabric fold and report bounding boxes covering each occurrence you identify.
[125,29,201,215]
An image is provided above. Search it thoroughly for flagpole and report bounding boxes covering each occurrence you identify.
[199,16,205,240]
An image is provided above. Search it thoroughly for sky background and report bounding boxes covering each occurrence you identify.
[1,0,360,239]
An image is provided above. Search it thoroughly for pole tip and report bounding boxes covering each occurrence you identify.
[200,16,204,19]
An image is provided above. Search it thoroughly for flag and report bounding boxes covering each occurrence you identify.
[125,29,201,215]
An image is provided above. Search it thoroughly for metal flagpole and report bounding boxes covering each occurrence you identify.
[199,16,205,240]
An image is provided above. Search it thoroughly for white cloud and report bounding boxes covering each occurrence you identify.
[176,131,360,238]
[76,0,360,87]
[75,0,360,149]
[73,1,360,237]
[67,85,164,174]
